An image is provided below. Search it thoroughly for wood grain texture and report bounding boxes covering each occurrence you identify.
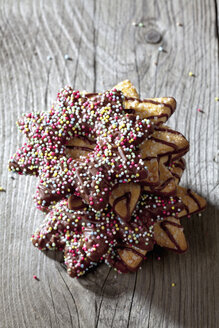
[0,0,218,327]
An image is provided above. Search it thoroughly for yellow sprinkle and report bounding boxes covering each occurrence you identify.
[188,72,194,76]
[171,283,176,287]
[215,97,219,101]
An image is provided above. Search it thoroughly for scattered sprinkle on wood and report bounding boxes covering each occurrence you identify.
[132,22,144,27]
[197,108,205,114]
[64,54,72,61]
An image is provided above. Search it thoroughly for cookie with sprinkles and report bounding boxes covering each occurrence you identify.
[32,185,206,277]
[9,83,177,211]
[9,80,206,279]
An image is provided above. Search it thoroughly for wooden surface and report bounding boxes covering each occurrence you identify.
[0,1,218,327]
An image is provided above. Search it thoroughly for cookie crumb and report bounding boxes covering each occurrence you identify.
[47,55,53,61]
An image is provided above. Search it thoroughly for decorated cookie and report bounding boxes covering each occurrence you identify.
[9,80,206,278]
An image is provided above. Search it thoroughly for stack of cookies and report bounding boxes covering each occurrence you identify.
[9,80,206,277]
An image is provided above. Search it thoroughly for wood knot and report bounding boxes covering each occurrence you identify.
[145,29,162,44]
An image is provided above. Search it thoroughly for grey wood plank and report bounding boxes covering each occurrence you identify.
[0,0,218,328]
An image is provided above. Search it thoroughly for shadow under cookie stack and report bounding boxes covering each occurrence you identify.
[9,80,206,278]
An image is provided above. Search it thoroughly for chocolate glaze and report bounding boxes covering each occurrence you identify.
[9,88,156,212]
[125,97,176,115]
[141,126,189,163]
[112,192,131,221]
[170,159,186,182]
[66,145,94,152]
[32,190,185,277]
[187,189,202,210]
[159,220,187,253]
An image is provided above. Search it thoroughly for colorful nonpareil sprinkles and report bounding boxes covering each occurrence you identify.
[32,192,185,277]
[9,88,155,212]
[9,81,207,278]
